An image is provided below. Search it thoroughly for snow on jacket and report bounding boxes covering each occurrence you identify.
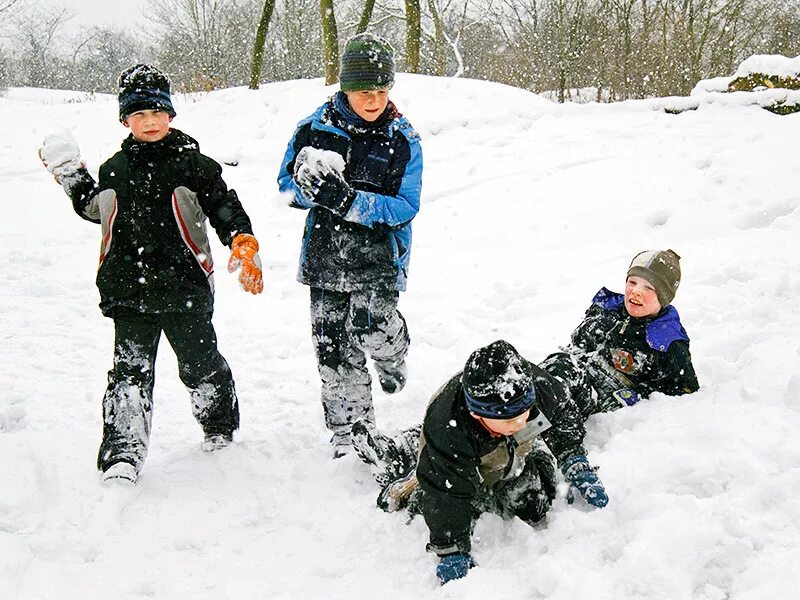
[277,94,423,292]
[416,360,587,554]
[563,287,699,400]
[65,129,253,316]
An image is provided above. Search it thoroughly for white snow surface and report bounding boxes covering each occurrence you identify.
[2,74,800,599]
[735,54,800,78]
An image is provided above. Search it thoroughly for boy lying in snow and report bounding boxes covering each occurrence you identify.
[39,64,263,485]
[354,340,607,585]
[541,248,699,419]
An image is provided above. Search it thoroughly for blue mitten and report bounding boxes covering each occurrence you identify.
[561,454,609,508]
[436,553,476,585]
[612,388,641,407]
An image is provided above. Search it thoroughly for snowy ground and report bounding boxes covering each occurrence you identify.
[1,75,799,599]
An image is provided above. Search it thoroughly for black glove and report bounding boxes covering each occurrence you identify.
[307,169,356,216]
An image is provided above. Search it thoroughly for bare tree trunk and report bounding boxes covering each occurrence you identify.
[320,0,339,84]
[249,0,277,89]
[0,0,21,15]
[427,0,447,75]
[356,0,376,34]
[405,0,421,73]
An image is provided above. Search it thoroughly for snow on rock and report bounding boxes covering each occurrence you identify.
[734,54,800,78]
[2,72,800,599]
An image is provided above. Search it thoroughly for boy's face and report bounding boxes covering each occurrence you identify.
[625,275,662,318]
[344,88,390,122]
[123,109,173,142]
[471,409,531,437]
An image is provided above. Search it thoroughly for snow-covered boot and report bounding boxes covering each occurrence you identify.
[374,360,407,394]
[101,461,138,486]
[351,421,420,486]
[201,432,233,452]
[377,470,419,513]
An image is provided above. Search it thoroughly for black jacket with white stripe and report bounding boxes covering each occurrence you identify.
[64,129,253,316]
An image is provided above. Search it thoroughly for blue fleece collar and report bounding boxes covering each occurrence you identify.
[591,288,689,352]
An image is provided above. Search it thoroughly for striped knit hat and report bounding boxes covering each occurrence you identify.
[340,33,395,92]
[627,249,682,306]
[462,340,536,419]
[118,64,176,122]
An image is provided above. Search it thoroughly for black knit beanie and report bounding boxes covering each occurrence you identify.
[627,249,682,306]
[461,340,536,419]
[118,64,176,122]
[339,33,395,92]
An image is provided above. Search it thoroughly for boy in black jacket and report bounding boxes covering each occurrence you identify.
[39,64,263,485]
[355,340,607,585]
[541,249,699,419]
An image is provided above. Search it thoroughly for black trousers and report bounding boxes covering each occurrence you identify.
[97,307,239,472]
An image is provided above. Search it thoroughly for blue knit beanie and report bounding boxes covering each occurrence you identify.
[462,340,536,419]
[340,33,395,92]
[118,64,176,122]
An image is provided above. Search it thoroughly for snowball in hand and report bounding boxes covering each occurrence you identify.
[294,146,346,189]
[40,130,82,179]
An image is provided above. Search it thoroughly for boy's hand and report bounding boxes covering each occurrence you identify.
[561,454,609,508]
[39,131,83,183]
[227,234,264,295]
[612,388,641,407]
[436,553,476,585]
[307,170,356,216]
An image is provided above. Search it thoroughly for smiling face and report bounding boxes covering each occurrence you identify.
[344,88,390,122]
[471,409,531,437]
[123,109,172,142]
[625,275,662,318]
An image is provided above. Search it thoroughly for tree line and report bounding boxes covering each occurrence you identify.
[1,0,799,101]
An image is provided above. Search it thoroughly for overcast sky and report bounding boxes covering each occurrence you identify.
[41,0,148,33]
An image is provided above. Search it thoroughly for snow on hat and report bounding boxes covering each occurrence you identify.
[118,64,176,122]
[461,340,536,419]
[627,249,682,306]
[339,33,395,92]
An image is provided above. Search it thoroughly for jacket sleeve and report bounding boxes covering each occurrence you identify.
[342,132,422,230]
[63,168,102,224]
[653,340,700,395]
[417,428,480,554]
[277,123,316,210]
[569,304,605,353]
[195,154,253,246]
[416,397,480,555]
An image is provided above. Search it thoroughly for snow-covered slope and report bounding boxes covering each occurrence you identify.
[1,75,799,599]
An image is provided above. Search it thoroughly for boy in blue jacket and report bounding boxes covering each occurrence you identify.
[278,34,423,457]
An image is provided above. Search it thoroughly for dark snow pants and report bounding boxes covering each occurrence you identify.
[474,443,558,524]
[97,307,239,473]
[310,287,410,442]
[540,352,598,421]
[418,441,558,554]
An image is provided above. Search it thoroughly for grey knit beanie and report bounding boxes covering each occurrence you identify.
[627,249,682,306]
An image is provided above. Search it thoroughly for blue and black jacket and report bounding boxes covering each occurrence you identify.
[551,287,699,407]
[278,93,423,292]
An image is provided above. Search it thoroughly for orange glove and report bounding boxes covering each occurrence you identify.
[227,233,264,295]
